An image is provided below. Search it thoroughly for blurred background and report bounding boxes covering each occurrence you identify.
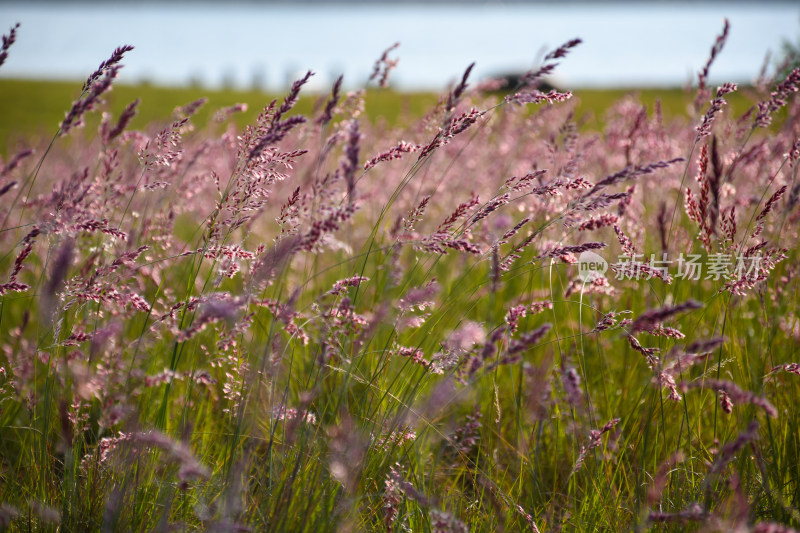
[1,0,799,91]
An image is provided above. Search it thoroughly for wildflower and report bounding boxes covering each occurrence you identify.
[507,323,552,355]
[504,305,527,334]
[316,74,343,127]
[364,140,419,170]
[695,18,730,106]
[328,276,369,296]
[629,300,702,334]
[681,379,777,417]
[445,61,475,113]
[572,418,621,474]
[0,22,20,68]
[696,83,737,138]
[369,42,400,88]
[61,45,134,136]
[578,213,619,231]
[561,364,582,408]
[755,67,800,127]
[101,99,139,144]
[648,502,707,524]
[1,148,33,179]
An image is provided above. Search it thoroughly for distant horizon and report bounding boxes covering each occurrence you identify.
[0,76,707,92]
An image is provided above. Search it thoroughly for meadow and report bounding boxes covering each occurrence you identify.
[1,21,799,532]
[0,78,758,155]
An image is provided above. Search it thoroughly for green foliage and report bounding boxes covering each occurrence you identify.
[1,40,799,533]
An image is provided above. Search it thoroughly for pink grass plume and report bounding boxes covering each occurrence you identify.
[0,23,20,69]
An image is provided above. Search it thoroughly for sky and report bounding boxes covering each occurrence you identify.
[1,2,798,90]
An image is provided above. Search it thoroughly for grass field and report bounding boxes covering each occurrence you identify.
[0,78,761,154]
[1,35,799,532]
[0,79,442,152]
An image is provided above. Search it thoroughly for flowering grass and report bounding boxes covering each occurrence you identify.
[1,23,800,532]
[0,79,759,154]
[0,79,447,152]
